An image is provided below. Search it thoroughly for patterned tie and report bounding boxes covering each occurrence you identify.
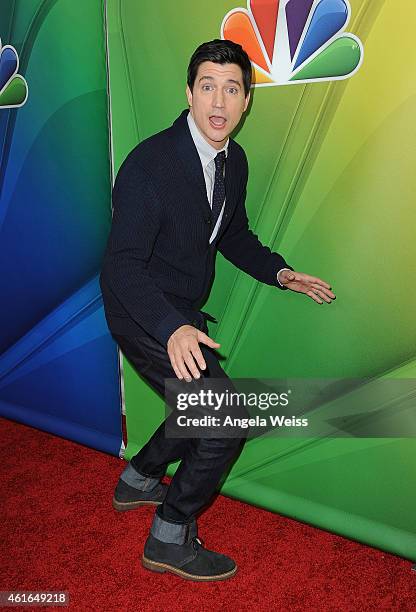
[211,151,226,228]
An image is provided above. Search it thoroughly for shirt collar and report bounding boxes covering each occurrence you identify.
[187,111,229,170]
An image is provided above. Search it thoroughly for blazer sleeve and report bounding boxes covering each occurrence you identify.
[217,159,293,288]
[100,156,190,346]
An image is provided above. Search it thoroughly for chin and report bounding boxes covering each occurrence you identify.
[208,129,228,142]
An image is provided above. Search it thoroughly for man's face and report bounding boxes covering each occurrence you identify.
[186,61,250,150]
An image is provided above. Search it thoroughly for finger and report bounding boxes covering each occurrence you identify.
[311,284,335,299]
[298,273,331,288]
[175,349,193,382]
[169,351,183,380]
[309,276,331,289]
[197,331,220,348]
[312,288,332,303]
[309,285,333,301]
[190,343,207,371]
[183,350,201,380]
[306,289,323,304]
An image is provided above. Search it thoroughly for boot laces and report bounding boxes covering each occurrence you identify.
[192,536,204,550]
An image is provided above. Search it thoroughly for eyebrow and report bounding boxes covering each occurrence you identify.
[198,76,241,87]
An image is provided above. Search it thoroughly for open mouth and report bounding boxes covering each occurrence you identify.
[209,115,227,129]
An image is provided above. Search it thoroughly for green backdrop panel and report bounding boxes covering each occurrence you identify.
[107,0,416,561]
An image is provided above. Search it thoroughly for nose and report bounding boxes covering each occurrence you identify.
[213,88,225,108]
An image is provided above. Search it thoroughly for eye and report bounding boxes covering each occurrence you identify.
[227,87,238,95]
[202,84,213,91]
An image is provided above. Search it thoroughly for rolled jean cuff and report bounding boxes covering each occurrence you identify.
[120,463,160,492]
[150,513,197,545]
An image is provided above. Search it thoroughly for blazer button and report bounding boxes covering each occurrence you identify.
[206,218,212,226]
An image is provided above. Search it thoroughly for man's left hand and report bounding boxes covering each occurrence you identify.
[278,270,336,304]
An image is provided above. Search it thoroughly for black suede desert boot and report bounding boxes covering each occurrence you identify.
[112,462,168,511]
[142,515,237,581]
[112,479,168,511]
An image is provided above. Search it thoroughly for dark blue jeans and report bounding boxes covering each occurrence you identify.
[112,312,246,525]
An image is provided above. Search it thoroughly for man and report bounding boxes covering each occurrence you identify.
[100,39,335,582]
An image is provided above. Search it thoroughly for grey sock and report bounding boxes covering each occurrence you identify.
[120,463,160,492]
[150,513,198,545]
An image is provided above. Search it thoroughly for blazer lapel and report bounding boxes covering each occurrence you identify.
[169,109,213,221]
[169,109,241,236]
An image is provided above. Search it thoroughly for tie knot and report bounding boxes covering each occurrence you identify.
[214,151,226,171]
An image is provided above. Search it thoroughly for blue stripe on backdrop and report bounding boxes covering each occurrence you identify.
[0,0,122,455]
[0,277,122,456]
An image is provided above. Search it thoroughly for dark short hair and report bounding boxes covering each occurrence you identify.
[187,39,252,96]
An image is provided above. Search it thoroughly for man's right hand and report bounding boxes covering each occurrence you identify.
[167,325,220,381]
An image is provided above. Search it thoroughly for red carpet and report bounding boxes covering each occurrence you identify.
[1,416,414,611]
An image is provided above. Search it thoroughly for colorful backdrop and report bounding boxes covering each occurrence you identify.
[107,0,416,561]
[0,0,122,455]
[1,0,415,562]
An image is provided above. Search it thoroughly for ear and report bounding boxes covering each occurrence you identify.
[243,90,251,112]
[186,84,193,108]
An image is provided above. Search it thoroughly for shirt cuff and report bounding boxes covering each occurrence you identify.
[276,268,293,288]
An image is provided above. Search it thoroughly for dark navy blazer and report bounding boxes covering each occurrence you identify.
[99,109,292,347]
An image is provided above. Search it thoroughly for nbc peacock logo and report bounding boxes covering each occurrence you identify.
[221,0,363,87]
[0,39,28,108]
